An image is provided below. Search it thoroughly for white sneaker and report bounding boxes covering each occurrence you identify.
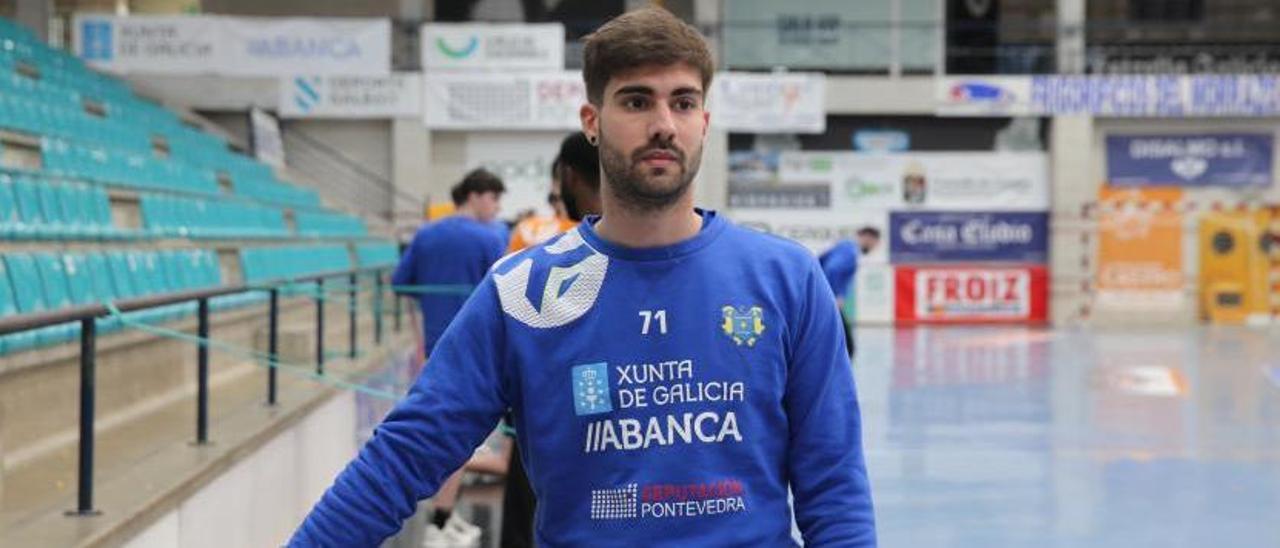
[445,513,483,544]
[421,522,476,548]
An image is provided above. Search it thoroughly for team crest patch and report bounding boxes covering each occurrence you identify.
[720,306,765,347]
[572,363,613,416]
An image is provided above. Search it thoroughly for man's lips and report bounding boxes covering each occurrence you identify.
[639,150,679,163]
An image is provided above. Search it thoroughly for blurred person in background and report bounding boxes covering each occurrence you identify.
[391,168,506,547]
[818,226,883,358]
[500,130,600,548]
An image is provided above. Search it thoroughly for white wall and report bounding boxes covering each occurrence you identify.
[123,392,357,548]
[283,120,393,182]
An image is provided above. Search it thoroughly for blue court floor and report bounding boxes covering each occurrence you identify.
[856,326,1280,548]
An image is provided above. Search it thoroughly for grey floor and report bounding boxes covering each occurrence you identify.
[370,325,1280,547]
[860,326,1280,548]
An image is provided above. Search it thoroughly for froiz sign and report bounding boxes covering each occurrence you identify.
[918,269,1029,318]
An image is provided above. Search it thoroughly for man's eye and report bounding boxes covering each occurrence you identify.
[674,98,699,111]
[624,97,649,110]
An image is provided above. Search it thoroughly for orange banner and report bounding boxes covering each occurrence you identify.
[1096,188,1184,293]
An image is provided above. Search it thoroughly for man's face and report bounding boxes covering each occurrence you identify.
[857,233,881,255]
[471,191,502,223]
[548,173,568,218]
[582,63,709,211]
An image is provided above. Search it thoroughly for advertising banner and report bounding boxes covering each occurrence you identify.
[779,152,1050,211]
[74,15,390,76]
[722,0,933,72]
[421,23,564,71]
[895,265,1048,323]
[712,72,826,134]
[1095,188,1185,304]
[853,263,896,325]
[221,17,390,76]
[889,211,1049,263]
[938,75,1280,117]
[1105,133,1273,188]
[74,15,221,74]
[729,209,889,264]
[423,71,584,129]
[280,73,421,118]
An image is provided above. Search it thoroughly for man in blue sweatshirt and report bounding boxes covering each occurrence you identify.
[393,168,507,356]
[291,8,875,547]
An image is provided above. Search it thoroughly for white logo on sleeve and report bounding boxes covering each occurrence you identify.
[494,228,608,329]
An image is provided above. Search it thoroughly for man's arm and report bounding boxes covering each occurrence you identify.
[785,260,876,546]
[390,234,419,296]
[289,278,509,546]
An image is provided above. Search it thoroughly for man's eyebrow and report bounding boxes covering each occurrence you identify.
[672,87,703,97]
[613,85,655,97]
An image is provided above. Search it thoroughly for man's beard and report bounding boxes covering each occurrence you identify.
[599,134,701,212]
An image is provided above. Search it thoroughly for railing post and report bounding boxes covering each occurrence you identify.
[267,288,279,406]
[393,285,402,333]
[68,317,100,516]
[373,272,383,344]
[316,278,325,375]
[196,298,210,445]
[348,272,357,359]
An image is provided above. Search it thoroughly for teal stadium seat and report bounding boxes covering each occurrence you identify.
[0,175,18,238]
[4,253,72,345]
[32,251,82,342]
[0,257,35,354]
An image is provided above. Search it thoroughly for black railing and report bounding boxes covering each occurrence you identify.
[0,266,399,516]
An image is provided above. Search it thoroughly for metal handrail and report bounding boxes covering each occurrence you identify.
[0,265,401,517]
[0,266,388,335]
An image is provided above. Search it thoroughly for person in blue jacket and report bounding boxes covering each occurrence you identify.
[291,8,875,547]
[819,239,859,357]
[392,168,506,357]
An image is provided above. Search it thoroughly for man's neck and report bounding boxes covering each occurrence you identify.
[454,206,477,220]
[594,191,701,248]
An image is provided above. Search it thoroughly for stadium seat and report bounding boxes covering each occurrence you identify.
[0,175,18,238]
[11,176,53,239]
[355,242,400,268]
[0,256,35,354]
[4,253,73,345]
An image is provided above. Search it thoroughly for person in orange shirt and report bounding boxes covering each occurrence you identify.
[506,132,601,253]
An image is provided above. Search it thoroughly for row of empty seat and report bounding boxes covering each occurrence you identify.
[0,241,399,355]
[0,249,221,354]
[40,137,222,195]
[1,17,322,210]
[0,19,132,102]
[1,171,369,241]
[141,193,290,240]
[240,244,353,285]
[295,210,367,237]
[0,173,127,239]
[355,242,399,268]
[0,17,398,358]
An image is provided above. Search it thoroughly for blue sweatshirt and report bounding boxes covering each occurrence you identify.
[818,240,860,300]
[392,215,506,355]
[292,210,875,547]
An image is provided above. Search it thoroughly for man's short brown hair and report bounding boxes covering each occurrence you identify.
[450,168,505,206]
[581,7,714,105]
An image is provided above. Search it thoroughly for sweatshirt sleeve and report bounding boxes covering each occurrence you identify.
[391,235,418,294]
[288,277,510,547]
[785,259,877,547]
